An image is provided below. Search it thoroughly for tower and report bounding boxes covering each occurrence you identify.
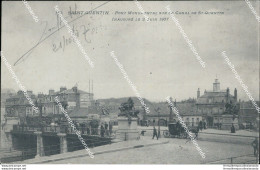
[213,79,220,92]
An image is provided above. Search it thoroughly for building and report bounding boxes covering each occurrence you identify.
[4,86,94,120]
[5,90,37,119]
[146,99,203,127]
[239,101,259,129]
[196,79,238,127]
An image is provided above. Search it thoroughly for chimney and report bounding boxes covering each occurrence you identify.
[234,88,237,101]
[197,88,200,98]
[92,80,93,94]
[89,80,90,93]
[60,87,67,92]
[227,88,230,101]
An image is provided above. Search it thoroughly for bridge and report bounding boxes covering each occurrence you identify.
[5,125,113,162]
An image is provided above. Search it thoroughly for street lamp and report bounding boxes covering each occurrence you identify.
[166,97,173,124]
[141,106,147,126]
[155,107,161,138]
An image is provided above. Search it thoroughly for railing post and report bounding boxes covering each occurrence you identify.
[34,131,44,157]
[57,133,67,154]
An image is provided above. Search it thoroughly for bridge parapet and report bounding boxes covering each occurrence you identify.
[12,125,115,138]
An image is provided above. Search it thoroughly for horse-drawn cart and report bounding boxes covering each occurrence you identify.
[163,122,199,139]
[163,123,188,138]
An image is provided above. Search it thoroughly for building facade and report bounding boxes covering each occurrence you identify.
[146,100,203,127]
[239,101,259,129]
[196,79,238,127]
[4,86,94,119]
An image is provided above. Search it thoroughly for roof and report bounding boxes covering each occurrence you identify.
[146,102,198,116]
[54,88,93,95]
[197,91,235,104]
[69,106,105,117]
[199,91,232,98]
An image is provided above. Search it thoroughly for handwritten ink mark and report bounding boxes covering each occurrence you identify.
[14,1,110,66]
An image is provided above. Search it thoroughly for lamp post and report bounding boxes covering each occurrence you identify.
[35,99,43,131]
[166,97,173,124]
[155,107,161,138]
[141,106,147,126]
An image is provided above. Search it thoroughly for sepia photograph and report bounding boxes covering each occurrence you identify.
[0,0,259,169]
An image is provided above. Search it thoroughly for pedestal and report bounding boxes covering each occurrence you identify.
[57,133,67,154]
[34,131,44,157]
[222,115,239,130]
[117,117,139,141]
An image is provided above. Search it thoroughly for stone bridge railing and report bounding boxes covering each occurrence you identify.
[12,125,115,137]
[11,125,115,159]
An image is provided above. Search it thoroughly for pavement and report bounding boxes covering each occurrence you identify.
[10,127,259,164]
[0,149,22,163]
[17,136,169,164]
[136,126,258,137]
[16,135,258,164]
[137,126,258,145]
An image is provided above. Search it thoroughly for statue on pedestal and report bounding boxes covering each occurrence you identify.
[118,98,139,124]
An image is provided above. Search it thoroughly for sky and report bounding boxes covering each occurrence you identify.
[1,1,259,102]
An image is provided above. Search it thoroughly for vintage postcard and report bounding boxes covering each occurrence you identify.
[1,0,259,167]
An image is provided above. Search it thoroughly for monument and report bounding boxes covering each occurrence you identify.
[221,102,239,130]
[117,98,140,141]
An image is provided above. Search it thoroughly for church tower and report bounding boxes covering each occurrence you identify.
[213,79,220,92]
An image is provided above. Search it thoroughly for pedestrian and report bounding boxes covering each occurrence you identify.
[203,121,206,129]
[158,126,161,138]
[87,127,90,135]
[109,122,113,135]
[231,123,236,133]
[152,126,158,140]
[199,121,203,131]
[251,137,259,157]
[194,126,199,140]
[105,122,109,136]
[100,125,105,137]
